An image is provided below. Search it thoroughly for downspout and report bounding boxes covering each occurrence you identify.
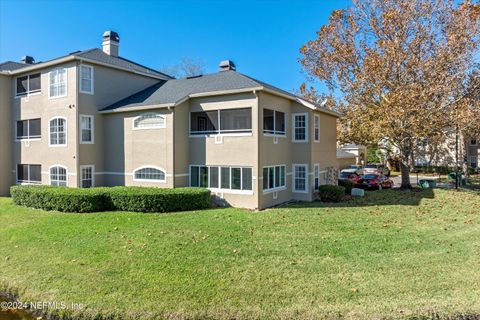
[75,61,80,187]
[253,89,259,209]
[171,105,175,188]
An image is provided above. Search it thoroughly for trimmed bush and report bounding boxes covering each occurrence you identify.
[11,185,211,213]
[108,187,212,213]
[11,185,110,213]
[317,185,345,202]
[338,180,355,194]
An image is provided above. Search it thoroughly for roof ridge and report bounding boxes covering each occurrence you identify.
[116,55,174,79]
[73,48,98,56]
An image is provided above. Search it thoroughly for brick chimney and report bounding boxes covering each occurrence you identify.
[102,31,119,57]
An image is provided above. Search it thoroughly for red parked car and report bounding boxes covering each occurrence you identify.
[339,169,362,183]
[355,174,394,190]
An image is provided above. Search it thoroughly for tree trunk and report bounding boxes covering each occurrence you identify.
[461,133,469,182]
[400,146,412,190]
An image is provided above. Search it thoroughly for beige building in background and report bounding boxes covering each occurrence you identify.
[0,31,341,210]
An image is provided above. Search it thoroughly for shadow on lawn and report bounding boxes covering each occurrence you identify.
[285,188,436,208]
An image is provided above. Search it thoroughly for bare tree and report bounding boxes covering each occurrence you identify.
[161,58,206,78]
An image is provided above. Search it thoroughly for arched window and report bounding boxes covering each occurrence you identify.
[133,113,166,129]
[49,117,67,146]
[133,167,166,182]
[50,166,67,186]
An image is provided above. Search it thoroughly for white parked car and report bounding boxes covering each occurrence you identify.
[348,165,364,175]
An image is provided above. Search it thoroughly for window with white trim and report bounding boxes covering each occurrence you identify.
[80,65,93,94]
[133,113,166,129]
[49,117,67,146]
[81,166,94,188]
[314,115,320,142]
[293,164,308,192]
[190,108,252,135]
[292,113,308,142]
[263,109,286,135]
[16,73,41,96]
[262,165,286,191]
[190,165,252,191]
[50,166,67,186]
[134,167,166,182]
[16,119,41,140]
[80,115,94,143]
[17,164,41,184]
[314,164,320,190]
[49,68,67,98]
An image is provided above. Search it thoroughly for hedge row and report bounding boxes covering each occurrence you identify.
[10,185,211,213]
[316,185,345,202]
[338,180,355,194]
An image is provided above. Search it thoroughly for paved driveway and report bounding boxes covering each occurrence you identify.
[390,174,439,188]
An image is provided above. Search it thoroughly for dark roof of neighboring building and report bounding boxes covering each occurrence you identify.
[0,48,172,80]
[0,61,29,72]
[103,71,262,111]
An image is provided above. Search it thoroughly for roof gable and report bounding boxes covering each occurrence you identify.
[102,70,342,118]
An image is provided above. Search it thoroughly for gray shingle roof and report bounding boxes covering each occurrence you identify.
[73,48,172,80]
[0,48,172,80]
[103,71,290,111]
[0,61,28,72]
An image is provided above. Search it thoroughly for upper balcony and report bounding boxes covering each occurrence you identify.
[189,107,252,137]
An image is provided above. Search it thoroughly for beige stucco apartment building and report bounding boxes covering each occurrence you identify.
[0,31,341,209]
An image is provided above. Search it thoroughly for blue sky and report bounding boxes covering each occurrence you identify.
[0,0,351,92]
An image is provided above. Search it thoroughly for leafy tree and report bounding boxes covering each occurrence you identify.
[300,0,480,189]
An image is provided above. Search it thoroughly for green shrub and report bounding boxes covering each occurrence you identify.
[11,186,211,213]
[338,180,354,194]
[317,185,345,202]
[108,187,211,213]
[11,185,110,213]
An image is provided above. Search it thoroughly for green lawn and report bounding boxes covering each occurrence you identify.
[1,189,480,319]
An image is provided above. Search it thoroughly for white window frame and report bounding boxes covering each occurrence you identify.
[133,166,167,183]
[292,164,309,193]
[49,165,68,187]
[263,108,286,136]
[79,65,94,95]
[314,164,320,190]
[48,116,67,147]
[292,113,308,143]
[132,113,166,130]
[80,115,94,144]
[48,68,67,99]
[314,114,320,143]
[80,165,95,188]
[15,118,41,141]
[189,165,254,195]
[16,164,42,184]
[470,139,477,146]
[15,73,41,97]
[262,165,286,193]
